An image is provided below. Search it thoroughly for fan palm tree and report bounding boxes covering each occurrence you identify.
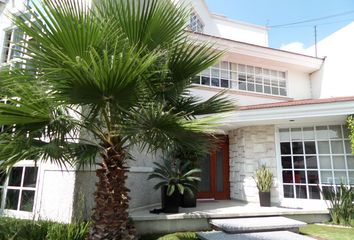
[0,0,235,239]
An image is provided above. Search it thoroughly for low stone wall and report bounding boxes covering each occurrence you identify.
[229,125,281,204]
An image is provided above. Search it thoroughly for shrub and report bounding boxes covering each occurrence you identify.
[158,232,198,240]
[46,221,90,240]
[254,165,273,192]
[0,217,89,240]
[321,184,354,226]
[347,115,354,154]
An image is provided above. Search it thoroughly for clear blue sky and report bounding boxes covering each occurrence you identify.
[204,0,354,49]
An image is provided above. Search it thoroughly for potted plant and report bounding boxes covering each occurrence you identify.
[254,165,273,207]
[148,159,201,213]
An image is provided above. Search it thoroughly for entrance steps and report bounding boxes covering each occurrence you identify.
[197,230,315,240]
[197,216,315,240]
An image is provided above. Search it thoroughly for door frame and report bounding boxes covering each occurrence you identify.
[197,136,230,200]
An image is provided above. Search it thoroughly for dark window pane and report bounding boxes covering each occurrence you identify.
[198,154,211,192]
[304,141,316,154]
[272,87,279,95]
[256,84,263,92]
[221,79,229,88]
[8,167,23,187]
[211,78,219,87]
[295,185,307,199]
[247,83,254,91]
[293,156,305,169]
[239,81,246,90]
[201,76,210,86]
[5,189,20,210]
[0,172,6,186]
[282,171,293,183]
[306,156,318,169]
[280,88,287,96]
[307,171,319,184]
[192,76,200,84]
[23,167,38,188]
[20,190,35,212]
[264,85,271,94]
[308,186,321,199]
[294,171,306,183]
[281,142,291,154]
[283,185,294,198]
[292,142,303,154]
[281,156,292,168]
[216,151,224,192]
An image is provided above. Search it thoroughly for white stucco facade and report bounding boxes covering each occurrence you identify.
[309,22,354,98]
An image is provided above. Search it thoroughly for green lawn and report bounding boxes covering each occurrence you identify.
[300,224,354,240]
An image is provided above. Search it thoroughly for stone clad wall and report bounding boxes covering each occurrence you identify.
[229,125,281,203]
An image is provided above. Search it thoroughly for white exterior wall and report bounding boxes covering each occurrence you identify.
[287,70,312,100]
[181,0,268,46]
[309,22,354,98]
[212,16,268,46]
[73,149,162,220]
[36,165,76,223]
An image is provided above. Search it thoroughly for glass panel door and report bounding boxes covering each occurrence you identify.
[198,154,211,193]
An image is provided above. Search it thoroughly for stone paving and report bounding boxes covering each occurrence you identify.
[197,231,316,240]
[210,216,307,233]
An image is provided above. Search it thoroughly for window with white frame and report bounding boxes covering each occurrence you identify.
[279,125,354,200]
[189,11,204,33]
[1,28,24,63]
[0,166,38,212]
[193,61,287,97]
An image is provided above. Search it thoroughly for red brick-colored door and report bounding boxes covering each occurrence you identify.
[197,136,230,200]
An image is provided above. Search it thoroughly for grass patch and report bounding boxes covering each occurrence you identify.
[140,232,198,240]
[300,224,354,240]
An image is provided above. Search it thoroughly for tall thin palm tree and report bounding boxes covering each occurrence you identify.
[0,0,235,239]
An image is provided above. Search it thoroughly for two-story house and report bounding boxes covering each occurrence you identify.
[0,0,353,224]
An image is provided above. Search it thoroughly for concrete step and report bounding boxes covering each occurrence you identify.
[197,230,316,240]
[210,216,307,233]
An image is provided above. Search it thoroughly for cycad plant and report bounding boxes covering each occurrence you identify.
[0,0,235,239]
[149,159,201,197]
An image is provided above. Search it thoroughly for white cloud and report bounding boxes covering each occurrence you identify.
[280,42,307,54]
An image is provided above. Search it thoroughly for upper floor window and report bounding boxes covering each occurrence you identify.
[1,28,24,63]
[0,166,38,213]
[190,11,204,33]
[193,61,287,97]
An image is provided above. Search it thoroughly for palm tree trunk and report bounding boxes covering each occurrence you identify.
[87,141,136,240]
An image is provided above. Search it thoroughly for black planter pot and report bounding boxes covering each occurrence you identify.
[259,191,271,207]
[180,190,197,208]
[161,186,181,213]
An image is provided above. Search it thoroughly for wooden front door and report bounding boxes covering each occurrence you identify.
[197,136,230,200]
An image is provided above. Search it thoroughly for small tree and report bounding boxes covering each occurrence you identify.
[0,0,235,239]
